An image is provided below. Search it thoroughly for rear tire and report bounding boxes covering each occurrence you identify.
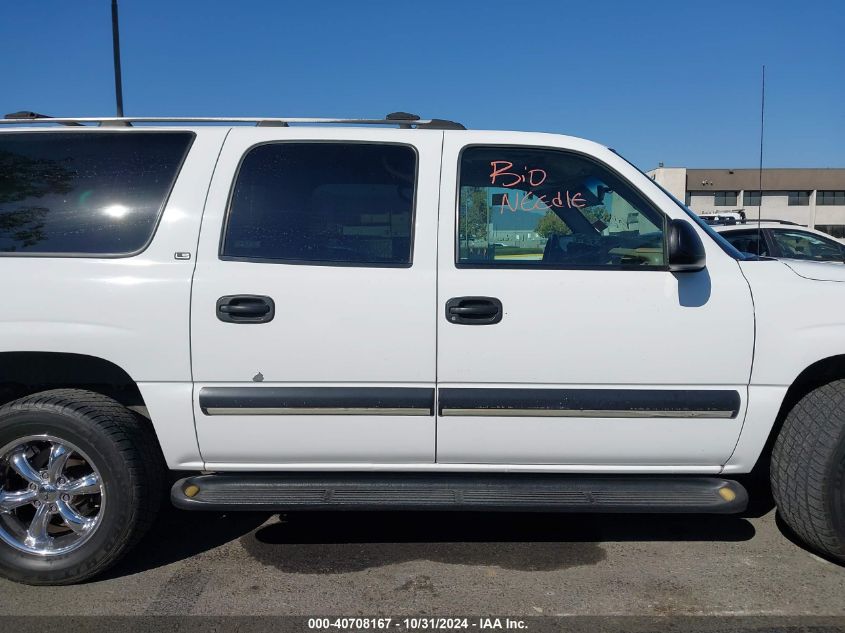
[771,379,845,563]
[0,389,164,585]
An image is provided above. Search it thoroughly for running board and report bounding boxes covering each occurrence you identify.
[171,474,747,514]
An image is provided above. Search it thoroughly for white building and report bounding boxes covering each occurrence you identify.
[647,167,845,238]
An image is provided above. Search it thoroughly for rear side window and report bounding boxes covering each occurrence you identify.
[771,230,845,262]
[0,132,193,255]
[222,143,417,266]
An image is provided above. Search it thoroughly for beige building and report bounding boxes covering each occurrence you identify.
[647,167,845,238]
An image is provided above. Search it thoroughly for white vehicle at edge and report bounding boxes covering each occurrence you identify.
[0,113,843,585]
[712,221,845,262]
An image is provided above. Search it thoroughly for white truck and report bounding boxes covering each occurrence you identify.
[0,112,843,585]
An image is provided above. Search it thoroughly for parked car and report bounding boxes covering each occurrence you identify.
[713,221,845,262]
[1,112,844,585]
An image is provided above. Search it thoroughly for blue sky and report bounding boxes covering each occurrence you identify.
[2,0,843,170]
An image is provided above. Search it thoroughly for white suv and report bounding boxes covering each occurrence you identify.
[0,112,844,585]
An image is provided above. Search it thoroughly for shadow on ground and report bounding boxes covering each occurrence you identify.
[101,506,271,580]
[239,511,756,575]
[104,504,758,579]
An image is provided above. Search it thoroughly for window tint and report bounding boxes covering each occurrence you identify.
[788,191,810,206]
[0,132,193,255]
[457,147,665,268]
[721,230,770,256]
[771,230,844,261]
[714,191,738,206]
[223,143,416,266]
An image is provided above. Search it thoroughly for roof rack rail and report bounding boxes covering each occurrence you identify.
[1,111,466,130]
[753,219,801,226]
[705,217,804,227]
[3,111,85,127]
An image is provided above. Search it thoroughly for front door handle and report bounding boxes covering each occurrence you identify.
[216,295,275,324]
[445,297,503,325]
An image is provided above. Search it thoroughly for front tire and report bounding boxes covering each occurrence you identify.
[771,379,845,563]
[0,389,164,585]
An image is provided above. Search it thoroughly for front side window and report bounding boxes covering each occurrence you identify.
[720,229,770,257]
[457,147,665,268]
[771,230,844,261]
[223,143,416,266]
[714,191,738,206]
[0,132,193,255]
[788,191,811,206]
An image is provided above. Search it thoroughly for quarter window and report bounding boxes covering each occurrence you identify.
[714,191,738,206]
[223,143,417,266]
[457,147,665,268]
[0,132,193,255]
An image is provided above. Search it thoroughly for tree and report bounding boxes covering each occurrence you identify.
[534,205,612,239]
[459,186,489,242]
[0,150,75,251]
[535,210,571,238]
[583,205,611,228]
[0,207,47,251]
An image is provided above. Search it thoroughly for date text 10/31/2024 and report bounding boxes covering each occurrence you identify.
[489,160,587,213]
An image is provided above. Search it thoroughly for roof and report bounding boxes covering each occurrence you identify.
[687,168,845,191]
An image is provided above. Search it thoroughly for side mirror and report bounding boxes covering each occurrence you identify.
[668,219,706,272]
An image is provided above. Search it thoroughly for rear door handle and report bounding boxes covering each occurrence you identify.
[445,297,503,325]
[216,295,275,324]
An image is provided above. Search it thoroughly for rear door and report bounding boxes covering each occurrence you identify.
[435,132,754,469]
[190,128,441,467]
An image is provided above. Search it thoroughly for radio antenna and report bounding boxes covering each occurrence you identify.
[111,0,125,117]
[756,65,765,255]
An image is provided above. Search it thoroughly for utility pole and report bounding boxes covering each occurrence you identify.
[111,0,124,116]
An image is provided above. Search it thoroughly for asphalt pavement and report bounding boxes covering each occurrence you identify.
[1,501,843,619]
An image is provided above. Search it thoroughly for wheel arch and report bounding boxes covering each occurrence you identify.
[751,354,845,476]
[0,351,145,411]
[0,351,202,471]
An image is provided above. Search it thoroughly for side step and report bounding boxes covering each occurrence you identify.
[171,473,747,514]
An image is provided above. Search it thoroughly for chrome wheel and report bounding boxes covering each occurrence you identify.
[0,435,105,556]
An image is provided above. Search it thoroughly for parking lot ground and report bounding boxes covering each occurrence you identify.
[1,505,844,618]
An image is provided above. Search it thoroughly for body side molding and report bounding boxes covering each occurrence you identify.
[199,386,435,416]
[438,388,741,419]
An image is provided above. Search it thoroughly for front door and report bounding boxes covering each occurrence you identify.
[191,128,441,467]
[436,133,754,469]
